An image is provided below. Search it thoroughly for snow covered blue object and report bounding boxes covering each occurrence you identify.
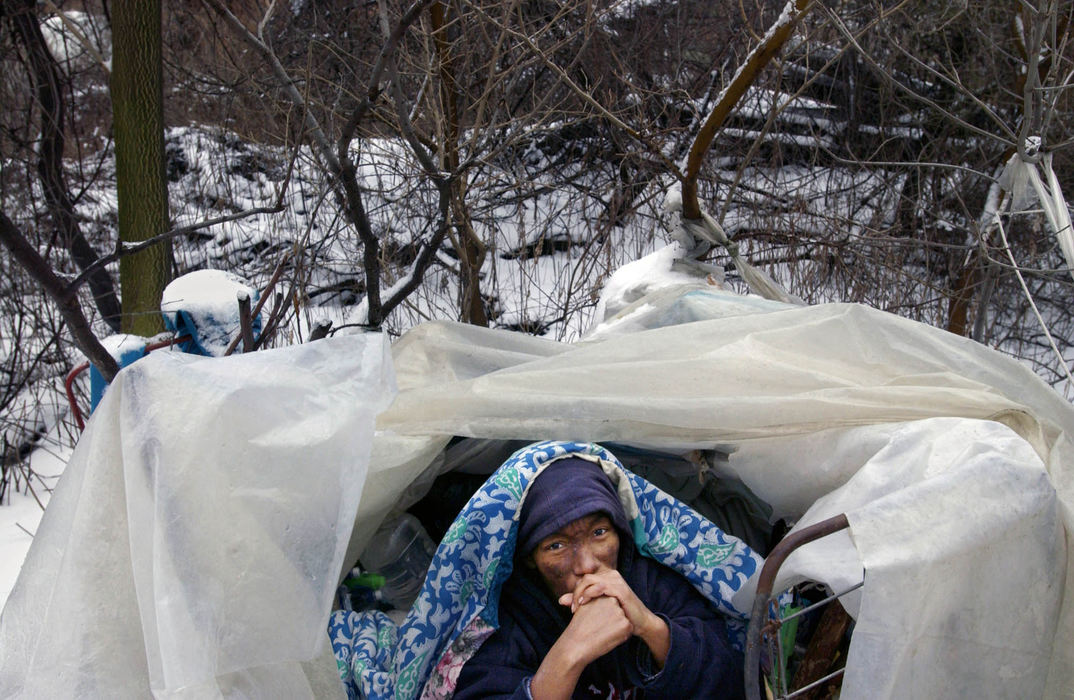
[88,334,148,411]
[329,440,762,700]
[160,269,262,357]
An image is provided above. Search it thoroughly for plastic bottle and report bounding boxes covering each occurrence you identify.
[358,512,437,611]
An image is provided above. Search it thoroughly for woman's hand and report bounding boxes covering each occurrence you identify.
[530,595,632,699]
[561,594,634,662]
[559,570,671,668]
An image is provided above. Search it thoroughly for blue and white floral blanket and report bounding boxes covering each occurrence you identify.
[329,440,763,699]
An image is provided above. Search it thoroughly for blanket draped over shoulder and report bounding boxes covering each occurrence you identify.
[329,440,763,699]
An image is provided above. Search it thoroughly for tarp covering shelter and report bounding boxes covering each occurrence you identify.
[1,283,1071,698]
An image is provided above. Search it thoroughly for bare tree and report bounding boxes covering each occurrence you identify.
[111,0,174,336]
[198,0,458,330]
[645,0,1074,389]
[5,0,1074,462]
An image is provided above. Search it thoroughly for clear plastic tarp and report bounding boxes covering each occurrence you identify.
[2,285,1071,699]
[0,334,394,698]
[360,286,1073,699]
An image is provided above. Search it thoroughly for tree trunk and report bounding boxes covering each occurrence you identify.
[681,0,815,220]
[0,209,120,380]
[111,0,172,336]
[432,0,487,327]
[455,197,489,327]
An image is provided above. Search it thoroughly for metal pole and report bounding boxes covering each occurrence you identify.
[745,513,850,700]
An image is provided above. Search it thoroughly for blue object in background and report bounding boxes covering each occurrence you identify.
[161,306,261,357]
[160,270,262,357]
[83,271,265,418]
[89,336,148,412]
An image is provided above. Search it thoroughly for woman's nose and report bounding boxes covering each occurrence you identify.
[572,544,601,574]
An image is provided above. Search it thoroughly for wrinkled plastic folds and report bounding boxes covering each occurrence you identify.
[774,418,1061,698]
[0,333,394,699]
[1002,151,1074,284]
[675,212,805,305]
[362,286,1073,699]
[2,285,1072,699]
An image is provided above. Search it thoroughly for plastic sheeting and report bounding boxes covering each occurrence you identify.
[358,287,1073,699]
[0,333,394,699]
[776,418,1061,698]
[2,285,1072,699]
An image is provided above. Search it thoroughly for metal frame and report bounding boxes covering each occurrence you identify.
[745,513,853,700]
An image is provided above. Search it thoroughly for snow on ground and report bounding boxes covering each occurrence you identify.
[1,434,69,609]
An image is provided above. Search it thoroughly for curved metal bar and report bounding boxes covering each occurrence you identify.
[64,361,91,431]
[745,513,851,700]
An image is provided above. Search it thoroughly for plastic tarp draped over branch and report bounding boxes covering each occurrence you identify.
[1001,150,1074,283]
[361,286,1073,699]
[0,334,394,699]
[1,285,1072,699]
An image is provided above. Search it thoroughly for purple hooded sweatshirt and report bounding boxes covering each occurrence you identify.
[453,457,746,699]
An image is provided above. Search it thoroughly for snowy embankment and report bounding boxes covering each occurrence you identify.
[1,450,66,606]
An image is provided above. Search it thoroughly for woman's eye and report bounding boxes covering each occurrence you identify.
[546,541,564,551]
[593,527,608,537]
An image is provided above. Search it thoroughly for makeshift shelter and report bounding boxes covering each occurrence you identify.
[1,282,1071,699]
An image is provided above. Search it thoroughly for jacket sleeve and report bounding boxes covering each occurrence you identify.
[626,563,747,699]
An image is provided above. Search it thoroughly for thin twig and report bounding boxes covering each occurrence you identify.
[995,210,1074,392]
[824,5,1017,146]
[465,0,684,180]
[223,252,292,355]
[40,0,111,73]
[65,204,285,300]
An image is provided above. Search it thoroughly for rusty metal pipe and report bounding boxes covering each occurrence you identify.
[745,513,850,700]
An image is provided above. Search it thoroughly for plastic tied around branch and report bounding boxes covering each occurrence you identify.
[1001,149,1074,282]
[1028,154,1074,282]
[677,211,805,306]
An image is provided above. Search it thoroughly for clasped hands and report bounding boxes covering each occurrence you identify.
[556,569,670,669]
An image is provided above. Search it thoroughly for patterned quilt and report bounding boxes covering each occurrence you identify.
[329,440,763,699]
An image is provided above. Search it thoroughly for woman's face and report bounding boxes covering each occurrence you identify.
[528,512,619,597]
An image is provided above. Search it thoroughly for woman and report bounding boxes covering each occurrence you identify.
[453,456,746,699]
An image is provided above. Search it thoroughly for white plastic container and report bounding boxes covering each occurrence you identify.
[358,512,437,611]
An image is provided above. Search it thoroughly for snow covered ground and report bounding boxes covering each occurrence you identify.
[1,439,68,607]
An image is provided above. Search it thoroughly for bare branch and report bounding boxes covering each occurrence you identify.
[465,0,685,181]
[8,0,122,330]
[682,0,816,220]
[0,210,119,380]
[337,0,437,158]
[825,7,1018,146]
[65,204,286,298]
[39,0,110,73]
[201,0,343,176]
